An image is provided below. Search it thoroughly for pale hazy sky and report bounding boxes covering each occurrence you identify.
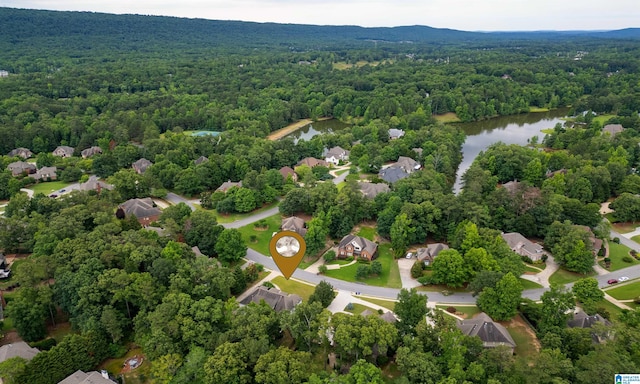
[1,0,638,31]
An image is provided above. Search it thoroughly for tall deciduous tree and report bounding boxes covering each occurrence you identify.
[305,211,329,256]
[215,228,247,264]
[390,213,414,258]
[477,272,522,321]
[254,347,312,384]
[394,288,429,336]
[204,342,251,384]
[308,281,336,308]
[572,277,604,308]
[431,249,469,288]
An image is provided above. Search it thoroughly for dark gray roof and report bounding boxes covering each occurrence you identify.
[568,311,612,328]
[58,370,117,384]
[120,198,162,219]
[79,177,114,192]
[7,148,33,159]
[194,156,209,165]
[358,182,390,199]
[239,286,302,312]
[416,243,449,261]
[456,313,516,349]
[378,166,410,183]
[81,146,103,158]
[281,216,307,236]
[0,341,40,363]
[338,235,378,255]
[7,161,36,175]
[132,158,153,174]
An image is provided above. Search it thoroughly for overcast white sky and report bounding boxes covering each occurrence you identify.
[1,0,638,31]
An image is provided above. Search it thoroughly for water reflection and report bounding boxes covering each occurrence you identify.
[285,119,351,142]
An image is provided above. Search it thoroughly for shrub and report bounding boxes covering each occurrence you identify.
[411,261,424,278]
[417,276,432,285]
[541,254,548,262]
[345,303,354,311]
[604,257,611,263]
[377,309,383,315]
[249,235,258,243]
[323,250,336,262]
[256,263,264,272]
[622,255,634,263]
[633,296,640,304]
[262,281,275,289]
[613,237,620,243]
[446,307,457,313]
[318,265,328,274]
[30,338,57,351]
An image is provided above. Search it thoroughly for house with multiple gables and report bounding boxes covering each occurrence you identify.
[338,235,378,261]
[324,146,350,165]
[279,166,297,182]
[456,313,517,353]
[132,158,153,174]
[240,286,302,312]
[79,176,114,192]
[501,232,545,262]
[52,145,75,157]
[0,341,40,364]
[358,182,390,199]
[118,198,162,227]
[81,146,103,158]
[574,225,603,256]
[216,180,242,193]
[416,243,449,266]
[7,161,36,176]
[281,216,307,236]
[32,166,57,181]
[378,156,420,183]
[58,370,117,384]
[296,157,329,168]
[7,147,33,159]
[568,311,612,343]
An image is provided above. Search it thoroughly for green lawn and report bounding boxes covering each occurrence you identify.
[99,347,150,383]
[271,276,316,302]
[237,214,282,256]
[632,235,640,243]
[213,201,280,224]
[49,323,75,342]
[336,181,346,191]
[549,268,595,286]
[605,281,640,300]
[595,298,623,321]
[519,278,543,290]
[323,243,401,288]
[358,297,397,312]
[356,226,376,241]
[345,303,377,315]
[434,112,461,123]
[436,305,481,319]
[593,114,617,125]
[326,259,354,266]
[524,263,546,272]
[29,181,72,195]
[540,128,554,134]
[336,169,349,176]
[0,259,25,290]
[529,107,550,112]
[603,242,638,271]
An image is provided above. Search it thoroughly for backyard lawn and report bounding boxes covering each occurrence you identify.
[602,242,638,271]
[323,243,401,288]
[356,226,376,241]
[594,298,624,321]
[238,214,282,256]
[213,201,280,223]
[271,276,316,302]
[29,181,72,195]
[549,268,595,286]
[99,347,150,384]
[506,315,539,360]
[605,281,640,300]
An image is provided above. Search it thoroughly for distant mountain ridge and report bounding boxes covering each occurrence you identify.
[0,7,638,57]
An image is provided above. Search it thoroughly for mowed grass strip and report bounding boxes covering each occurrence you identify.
[605,281,640,300]
[271,276,316,302]
[358,297,397,312]
[323,243,401,288]
[29,181,72,195]
[604,242,638,271]
[238,214,282,255]
[518,278,543,290]
[549,268,595,286]
[345,303,378,316]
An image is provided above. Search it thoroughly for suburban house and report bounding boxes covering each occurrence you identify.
[7,161,36,176]
[7,147,33,159]
[412,147,423,156]
[358,182,390,199]
[58,370,117,384]
[194,155,209,165]
[239,286,302,312]
[502,180,522,194]
[361,310,397,323]
[603,124,624,137]
[501,232,544,262]
[568,311,612,343]
[80,146,103,158]
[32,166,57,181]
[324,146,350,165]
[79,176,114,192]
[378,156,420,184]
[456,313,517,353]
[388,128,405,140]
[216,180,242,193]
[0,341,40,364]
[118,198,162,227]
[132,158,153,175]
[52,145,75,157]
[574,225,603,256]
[338,235,378,261]
[281,216,307,236]
[279,166,297,182]
[416,243,449,266]
[296,157,329,168]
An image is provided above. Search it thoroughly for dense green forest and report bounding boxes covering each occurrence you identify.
[1,7,640,384]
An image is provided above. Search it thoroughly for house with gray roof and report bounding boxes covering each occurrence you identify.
[216,180,242,193]
[79,176,114,192]
[338,235,378,261]
[456,313,516,352]
[194,155,209,165]
[80,146,103,158]
[132,158,153,174]
[395,156,420,173]
[0,341,40,363]
[7,161,36,176]
[378,166,410,184]
[568,311,612,343]
[119,198,162,227]
[58,370,117,384]
[603,124,624,137]
[325,146,350,165]
[281,216,307,236]
[388,128,405,140]
[416,243,449,266]
[32,166,57,181]
[358,182,390,199]
[239,286,302,312]
[7,148,33,159]
[52,145,75,158]
[501,232,544,261]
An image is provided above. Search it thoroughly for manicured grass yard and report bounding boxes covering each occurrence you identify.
[524,263,545,272]
[518,278,543,290]
[593,114,617,125]
[594,298,623,321]
[323,243,401,288]
[605,281,640,300]
[358,297,397,312]
[213,201,280,223]
[99,347,150,383]
[345,303,377,315]
[602,242,638,271]
[238,214,282,256]
[29,181,72,195]
[336,169,349,176]
[336,181,346,191]
[271,276,316,302]
[436,305,481,319]
[549,268,595,286]
[356,226,376,241]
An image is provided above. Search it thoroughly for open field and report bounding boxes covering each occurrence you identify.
[271,276,316,301]
[593,114,617,125]
[605,281,640,300]
[238,214,282,255]
[323,243,401,288]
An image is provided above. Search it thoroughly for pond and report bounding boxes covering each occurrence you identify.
[284,119,351,142]
[454,108,570,193]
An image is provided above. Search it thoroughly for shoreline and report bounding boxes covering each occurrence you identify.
[267,117,332,141]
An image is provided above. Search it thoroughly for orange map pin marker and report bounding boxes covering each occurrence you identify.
[269,231,306,279]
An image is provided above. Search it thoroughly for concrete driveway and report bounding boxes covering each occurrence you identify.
[397,258,422,289]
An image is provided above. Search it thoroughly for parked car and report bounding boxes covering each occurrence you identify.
[59,189,66,193]
[405,252,413,259]
[49,194,58,198]
[607,279,618,284]
[619,276,629,282]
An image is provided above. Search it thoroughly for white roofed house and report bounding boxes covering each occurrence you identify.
[324,146,350,165]
[52,145,75,158]
[388,128,405,140]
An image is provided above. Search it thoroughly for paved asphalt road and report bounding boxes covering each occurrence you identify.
[166,192,197,211]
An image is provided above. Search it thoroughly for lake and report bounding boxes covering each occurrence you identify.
[454,108,570,192]
[285,119,351,142]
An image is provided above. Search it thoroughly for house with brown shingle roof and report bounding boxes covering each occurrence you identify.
[132,158,153,175]
[279,166,297,182]
[79,176,114,192]
[194,156,209,165]
[456,313,516,353]
[416,243,449,266]
[239,286,302,312]
[358,182,390,199]
[81,146,103,158]
[338,235,378,261]
[281,216,307,236]
[58,370,117,384]
[7,148,33,159]
[501,232,544,262]
[52,145,75,158]
[32,166,57,181]
[7,161,36,176]
[573,225,603,256]
[119,198,162,227]
[216,180,242,193]
[568,311,612,343]
[603,124,624,137]
[296,157,329,168]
